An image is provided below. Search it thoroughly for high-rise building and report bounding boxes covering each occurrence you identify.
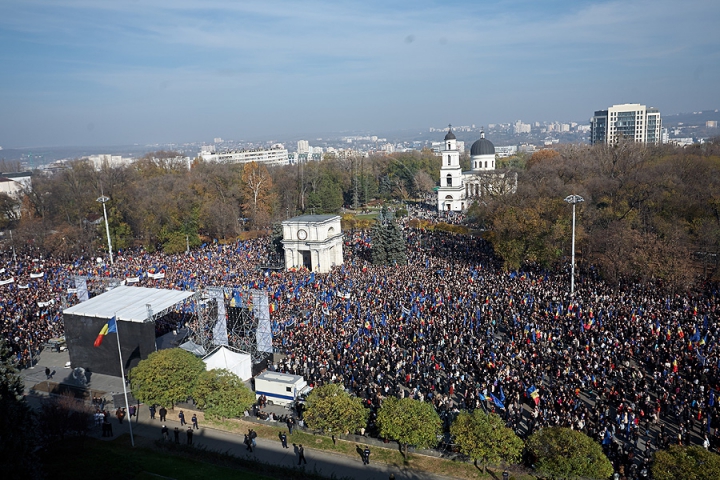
[297,140,309,154]
[513,121,531,134]
[590,104,662,145]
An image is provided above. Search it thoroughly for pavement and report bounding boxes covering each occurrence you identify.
[20,348,456,480]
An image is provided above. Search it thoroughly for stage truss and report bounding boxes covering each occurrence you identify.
[66,275,270,363]
[185,288,272,364]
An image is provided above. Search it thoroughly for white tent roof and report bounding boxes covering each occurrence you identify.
[63,285,195,323]
[203,346,252,381]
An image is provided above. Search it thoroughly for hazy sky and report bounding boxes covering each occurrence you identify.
[0,0,718,147]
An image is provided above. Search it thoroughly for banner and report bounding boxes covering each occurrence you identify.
[38,299,55,307]
[30,272,45,279]
[75,277,89,302]
[147,272,165,280]
[18,284,29,289]
[125,276,140,284]
[207,287,228,346]
[253,290,273,354]
[0,277,15,285]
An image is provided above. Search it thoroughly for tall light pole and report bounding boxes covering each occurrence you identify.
[564,194,584,296]
[97,195,114,265]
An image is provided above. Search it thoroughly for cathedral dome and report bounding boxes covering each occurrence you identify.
[444,129,456,141]
[470,134,495,156]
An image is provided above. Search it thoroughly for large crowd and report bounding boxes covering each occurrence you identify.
[2,205,720,476]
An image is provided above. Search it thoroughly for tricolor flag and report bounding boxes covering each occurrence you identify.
[94,317,117,347]
[528,386,540,405]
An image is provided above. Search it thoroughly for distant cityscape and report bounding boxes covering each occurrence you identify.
[1,107,718,172]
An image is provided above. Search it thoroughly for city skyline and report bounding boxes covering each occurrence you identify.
[1,0,718,148]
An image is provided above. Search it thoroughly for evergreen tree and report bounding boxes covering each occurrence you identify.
[371,206,407,266]
[385,220,407,265]
[371,220,387,265]
[0,339,42,478]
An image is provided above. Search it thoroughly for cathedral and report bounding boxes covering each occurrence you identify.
[436,126,515,212]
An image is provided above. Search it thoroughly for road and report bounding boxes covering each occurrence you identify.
[21,348,456,480]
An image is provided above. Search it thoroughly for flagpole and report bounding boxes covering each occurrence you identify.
[114,314,135,447]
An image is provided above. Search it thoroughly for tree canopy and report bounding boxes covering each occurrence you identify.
[526,427,613,480]
[303,383,368,436]
[469,140,720,287]
[450,409,524,471]
[652,445,720,480]
[5,139,720,287]
[376,397,441,456]
[128,348,205,408]
[371,206,407,266]
[192,368,255,419]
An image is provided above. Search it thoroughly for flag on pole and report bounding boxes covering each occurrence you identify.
[94,317,117,347]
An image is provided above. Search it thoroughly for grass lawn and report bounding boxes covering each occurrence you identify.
[353,213,379,221]
[42,434,274,480]
[208,418,534,480]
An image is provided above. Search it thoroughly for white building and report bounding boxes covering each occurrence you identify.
[436,127,516,212]
[0,171,32,198]
[281,215,343,273]
[590,103,662,145]
[199,145,289,166]
[85,154,135,171]
[495,145,518,158]
[297,140,309,154]
[513,121,531,134]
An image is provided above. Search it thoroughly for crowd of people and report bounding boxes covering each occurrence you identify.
[2,205,720,476]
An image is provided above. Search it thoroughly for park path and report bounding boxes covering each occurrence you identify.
[101,402,455,480]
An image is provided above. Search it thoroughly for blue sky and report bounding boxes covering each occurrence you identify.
[0,0,718,147]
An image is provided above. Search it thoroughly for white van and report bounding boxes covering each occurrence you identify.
[254,371,312,406]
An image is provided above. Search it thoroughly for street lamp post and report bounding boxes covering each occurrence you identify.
[564,194,584,296]
[9,229,17,262]
[96,195,114,265]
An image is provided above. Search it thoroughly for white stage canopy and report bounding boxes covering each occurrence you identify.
[203,346,252,381]
[63,285,195,322]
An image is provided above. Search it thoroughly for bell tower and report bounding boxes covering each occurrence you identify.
[437,125,465,212]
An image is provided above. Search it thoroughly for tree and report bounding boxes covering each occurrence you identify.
[451,410,523,472]
[37,392,94,442]
[0,338,41,478]
[413,170,436,197]
[371,218,388,265]
[384,219,407,266]
[241,161,274,227]
[303,383,368,441]
[0,192,20,228]
[376,397,441,457]
[371,206,407,266]
[129,348,205,408]
[192,369,255,419]
[526,427,613,480]
[652,445,720,480]
[317,172,344,212]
